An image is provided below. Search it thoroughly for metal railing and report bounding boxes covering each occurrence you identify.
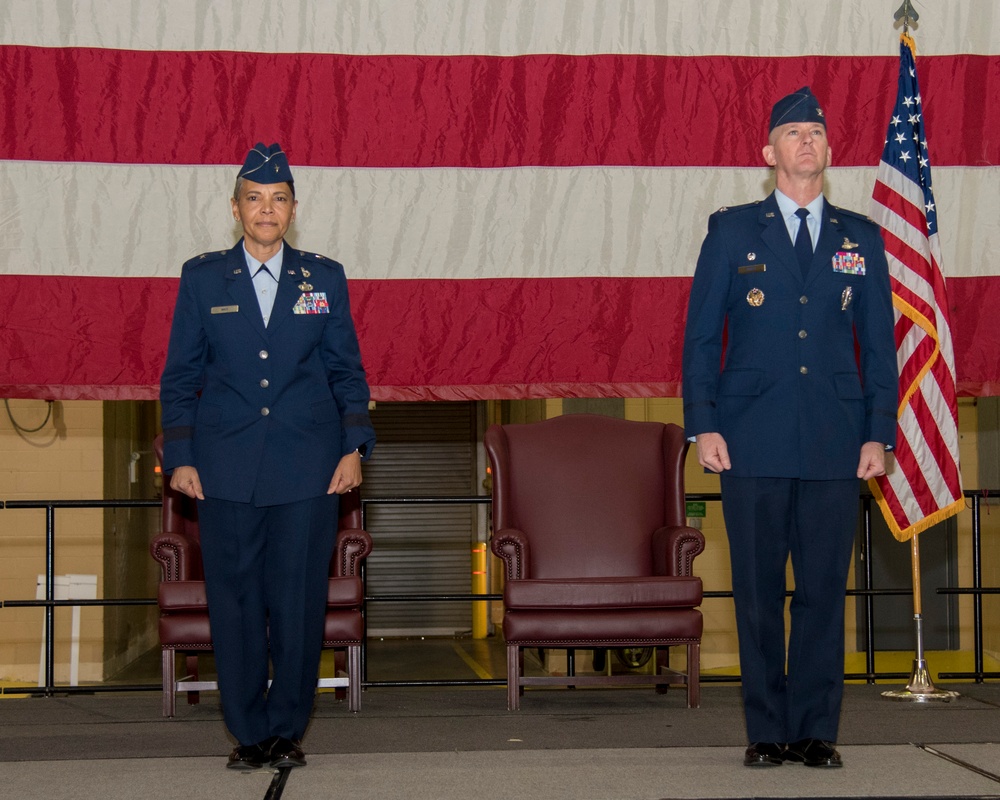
[1,490,998,696]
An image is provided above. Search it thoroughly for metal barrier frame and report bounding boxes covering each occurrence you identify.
[1,490,997,696]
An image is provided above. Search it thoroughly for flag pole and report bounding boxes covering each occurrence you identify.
[881,535,958,701]
[878,2,959,704]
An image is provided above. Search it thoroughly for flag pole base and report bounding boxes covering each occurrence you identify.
[881,659,959,702]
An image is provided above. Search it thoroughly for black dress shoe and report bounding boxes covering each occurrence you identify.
[785,738,843,767]
[744,742,785,767]
[226,743,267,770]
[269,737,307,769]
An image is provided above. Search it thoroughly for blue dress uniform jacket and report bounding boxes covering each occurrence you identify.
[160,240,375,504]
[683,192,898,475]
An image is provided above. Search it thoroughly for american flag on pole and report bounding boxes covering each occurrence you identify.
[869,34,964,542]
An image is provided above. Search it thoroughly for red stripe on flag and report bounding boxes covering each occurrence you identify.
[907,377,963,497]
[872,181,935,243]
[896,328,936,397]
[888,434,938,521]
[2,46,999,167]
[875,467,909,527]
[0,274,690,401]
[2,273,1000,401]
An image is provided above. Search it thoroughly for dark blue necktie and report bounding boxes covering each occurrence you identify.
[794,208,812,277]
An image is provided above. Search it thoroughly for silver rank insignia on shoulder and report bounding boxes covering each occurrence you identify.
[841,237,859,250]
[841,286,853,310]
[747,288,764,307]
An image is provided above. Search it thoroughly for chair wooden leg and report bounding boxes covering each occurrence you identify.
[185,655,200,706]
[686,642,701,708]
[162,647,176,718]
[507,644,521,711]
[347,644,362,713]
[655,646,669,694]
[334,649,347,703]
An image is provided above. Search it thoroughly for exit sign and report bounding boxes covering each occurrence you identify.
[685,501,707,518]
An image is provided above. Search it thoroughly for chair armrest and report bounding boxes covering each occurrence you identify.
[150,532,204,582]
[334,529,373,577]
[652,525,706,577]
[491,528,531,580]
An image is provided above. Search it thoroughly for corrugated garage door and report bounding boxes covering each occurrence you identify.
[361,402,481,636]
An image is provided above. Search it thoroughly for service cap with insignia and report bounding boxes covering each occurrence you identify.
[769,86,826,132]
[238,142,294,184]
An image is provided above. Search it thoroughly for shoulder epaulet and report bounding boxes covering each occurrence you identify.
[293,250,332,263]
[292,250,344,272]
[712,200,761,216]
[831,206,878,225]
[186,249,229,267]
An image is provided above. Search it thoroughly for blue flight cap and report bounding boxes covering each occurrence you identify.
[768,87,826,132]
[237,142,294,184]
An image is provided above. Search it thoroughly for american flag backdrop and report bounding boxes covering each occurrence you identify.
[870,35,964,541]
[0,1,998,402]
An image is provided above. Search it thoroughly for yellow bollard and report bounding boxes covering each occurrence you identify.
[471,543,488,639]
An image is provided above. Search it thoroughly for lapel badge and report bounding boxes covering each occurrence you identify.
[287,269,296,275]
[299,282,313,292]
[765,212,775,218]
[841,237,859,250]
[747,288,765,307]
[747,252,756,261]
[301,268,311,278]
[841,286,854,310]
[233,268,243,275]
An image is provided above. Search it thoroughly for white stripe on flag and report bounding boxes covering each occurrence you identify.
[3,161,999,281]
[3,0,996,56]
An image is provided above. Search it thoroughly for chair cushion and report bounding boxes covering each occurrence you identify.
[503,607,703,644]
[159,614,212,646]
[159,577,361,611]
[323,611,364,644]
[327,576,363,607]
[504,576,702,610]
[158,581,207,611]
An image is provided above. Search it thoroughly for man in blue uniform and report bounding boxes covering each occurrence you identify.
[682,89,897,768]
[160,143,376,770]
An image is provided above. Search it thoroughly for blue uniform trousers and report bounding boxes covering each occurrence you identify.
[720,475,858,743]
[197,493,338,746]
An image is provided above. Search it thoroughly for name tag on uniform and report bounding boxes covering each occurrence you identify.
[832,252,865,275]
[737,264,766,274]
[293,292,330,314]
[211,305,239,314]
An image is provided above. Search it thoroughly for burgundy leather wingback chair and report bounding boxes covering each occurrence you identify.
[150,435,372,716]
[485,414,705,710]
